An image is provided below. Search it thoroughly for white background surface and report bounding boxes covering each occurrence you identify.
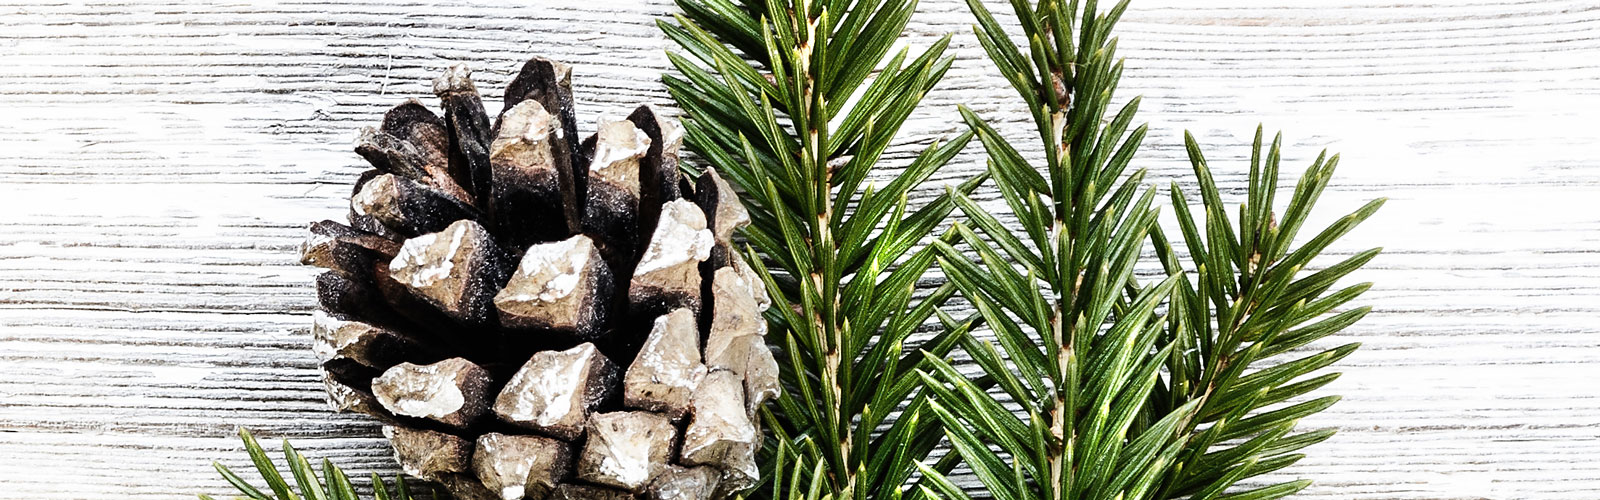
[1,1,1598,498]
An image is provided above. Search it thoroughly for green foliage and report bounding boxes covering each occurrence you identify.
[660,0,982,498]
[202,429,414,500]
[764,440,832,500]
[915,1,1383,500]
[1147,129,1383,500]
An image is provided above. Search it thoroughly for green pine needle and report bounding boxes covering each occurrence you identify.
[916,1,1382,500]
[204,429,411,500]
[662,0,982,498]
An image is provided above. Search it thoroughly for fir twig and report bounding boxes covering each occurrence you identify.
[661,0,980,498]
[1148,129,1384,500]
[918,1,1383,499]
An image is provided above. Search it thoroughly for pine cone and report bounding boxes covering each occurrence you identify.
[300,56,777,500]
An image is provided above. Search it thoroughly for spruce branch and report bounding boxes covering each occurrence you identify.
[918,1,1382,500]
[203,429,414,500]
[921,0,1186,498]
[1147,129,1384,500]
[661,0,980,498]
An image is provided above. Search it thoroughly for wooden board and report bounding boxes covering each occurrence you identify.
[2,0,1598,498]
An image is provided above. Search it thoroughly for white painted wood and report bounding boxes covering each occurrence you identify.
[1,0,1597,498]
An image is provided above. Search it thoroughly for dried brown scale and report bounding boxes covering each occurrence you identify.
[373,358,494,429]
[706,334,779,417]
[693,169,748,336]
[501,57,585,190]
[370,258,485,351]
[356,127,435,185]
[495,235,614,338]
[694,168,746,271]
[322,362,389,418]
[576,410,678,493]
[628,199,713,318]
[380,99,468,199]
[623,308,706,419]
[303,56,776,500]
[549,484,635,500]
[385,425,475,481]
[353,173,478,238]
[493,342,618,441]
[435,64,496,222]
[349,169,405,240]
[302,223,384,279]
[316,269,393,326]
[490,99,581,251]
[625,106,683,263]
[473,433,571,500]
[307,220,401,259]
[312,311,428,369]
[439,475,501,500]
[680,370,756,473]
[647,466,719,500]
[584,118,649,269]
[389,219,509,326]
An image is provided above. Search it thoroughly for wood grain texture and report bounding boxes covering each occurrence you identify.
[2,0,1598,498]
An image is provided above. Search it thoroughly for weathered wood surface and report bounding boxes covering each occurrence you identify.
[2,0,1598,498]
